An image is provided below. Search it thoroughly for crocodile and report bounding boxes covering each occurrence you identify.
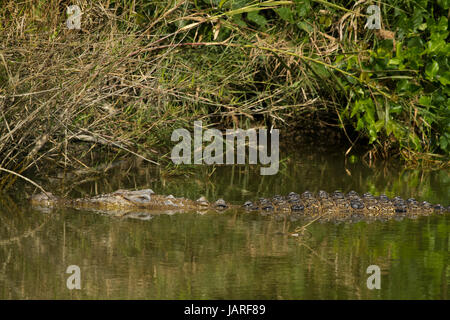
[30,189,449,222]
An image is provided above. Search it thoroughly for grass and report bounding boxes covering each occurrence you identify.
[0,0,448,190]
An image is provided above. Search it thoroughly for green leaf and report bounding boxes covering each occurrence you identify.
[440,135,448,150]
[388,57,402,66]
[425,60,439,79]
[375,119,384,132]
[295,0,311,17]
[218,0,229,9]
[364,112,375,126]
[427,39,446,53]
[232,14,247,27]
[396,80,410,92]
[369,128,377,143]
[436,16,448,31]
[356,117,364,131]
[438,71,450,86]
[319,15,332,28]
[418,96,432,107]
[275,7,294,23]
[247,11,267,29]
[418,23,427,31]
[297,21,312,33]
[311,63,329,78]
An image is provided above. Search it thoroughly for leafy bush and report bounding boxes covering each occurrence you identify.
[0,0,448,186]
[179,0,450,158]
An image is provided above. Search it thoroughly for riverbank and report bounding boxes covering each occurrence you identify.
[0,0,448,190]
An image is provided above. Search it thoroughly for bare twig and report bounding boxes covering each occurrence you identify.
[0,167,49,196]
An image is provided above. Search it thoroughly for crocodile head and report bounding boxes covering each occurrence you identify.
[30,192,58,206]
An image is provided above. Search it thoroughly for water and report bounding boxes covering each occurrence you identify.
[0,145,448,299]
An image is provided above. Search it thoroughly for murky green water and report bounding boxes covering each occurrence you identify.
[0,145,448,299]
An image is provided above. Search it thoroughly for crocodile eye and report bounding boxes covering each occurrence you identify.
[243,201,253,208]
[124,194,151,204]
[215,199,228,209]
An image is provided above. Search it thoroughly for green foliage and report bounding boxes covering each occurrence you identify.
[180,0,449,157]
[1,0,448,178]
[355,2,450,155]
[219,0,450,156]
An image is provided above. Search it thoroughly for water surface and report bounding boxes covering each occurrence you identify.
[0,145,448,299]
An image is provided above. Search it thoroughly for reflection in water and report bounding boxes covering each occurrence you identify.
[0,146,448,299]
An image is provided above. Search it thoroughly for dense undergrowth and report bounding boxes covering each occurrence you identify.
[0,0,448,189]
